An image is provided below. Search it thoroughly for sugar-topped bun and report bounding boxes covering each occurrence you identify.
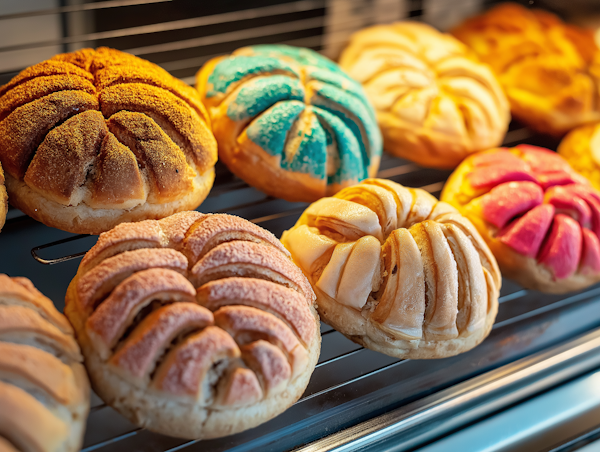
[339,22,510,169]
[0,274,90,452]
[0,47,218,234]
[0,163,6,232]
[196,44,382,202]
[65,211,320,439]
[281,179,500,359]
[452,3,600,136]
[442,145,600,293]
[558,123,600,191]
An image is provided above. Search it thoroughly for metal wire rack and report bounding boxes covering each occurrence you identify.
[2,0,600,451]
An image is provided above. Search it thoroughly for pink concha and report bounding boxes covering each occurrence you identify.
[536,171,579,190]
[545,186,592,229]
[471,149,518,167]
[498,204,554,257]
[581,229,600,275]
[468,166,537,189]
[481,181,543,229]
[517,145,566,173]
[538,214,582,279]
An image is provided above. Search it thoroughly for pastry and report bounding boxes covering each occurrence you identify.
[452,3,600,136]
[339,22,510,169]
[0,47,218,234]
[196,44,382,202]
[441,144,600,293]
[65,211,320,439]
[558,122,600,191]
[0,162,6,232]
[281,179,501,359]
[0,274,89,452]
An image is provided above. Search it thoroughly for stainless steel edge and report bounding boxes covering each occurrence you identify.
[295,327,600,452]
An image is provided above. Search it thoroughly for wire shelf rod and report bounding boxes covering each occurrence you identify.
[0,0,326,54]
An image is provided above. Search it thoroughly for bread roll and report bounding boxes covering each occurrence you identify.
[281,179,500,359]
[339,22,510,169]
[0,47,218,234]
[453,3,600,136]
[0,274,89,452]
[196,44,382,202]
[65,211,320,439]
[442,144,600,293]
[558,122,600,190]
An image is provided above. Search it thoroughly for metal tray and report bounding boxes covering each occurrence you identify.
[2,1,600,450]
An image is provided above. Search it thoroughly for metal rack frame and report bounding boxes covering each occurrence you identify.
[1,0,600,451]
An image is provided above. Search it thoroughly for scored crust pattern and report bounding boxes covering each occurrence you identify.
[196,44,382,202]
[452,3,600,136]
[281,179,501,359]
[64,211,320,440]
[0,47,218,234]
[442,145,600,293]
[0,274,89,452]
[339,22,510,169]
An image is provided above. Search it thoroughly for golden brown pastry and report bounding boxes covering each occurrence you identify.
[0,274,90,452]
[442,145,600,293]
[452,3,600,136]
[281,179,500,359]
[0,47,218,234]
[558,122,600,191]
[339,22,510,169]
[196,44,382,202]
[65,211,320,439]
[0,163,6,232]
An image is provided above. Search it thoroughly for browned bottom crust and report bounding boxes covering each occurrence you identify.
[315,288,497,359]
[5,168,215,235]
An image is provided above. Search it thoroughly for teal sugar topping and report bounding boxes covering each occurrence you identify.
[227,76,304,121]
[245,44,342,74]
[281,112,327,179]
[307,68,372,113]
[312,83,382,167]
[313,107,364,183]
[206,56,299,98]
[213,43,382,183]
[246,101,305,157]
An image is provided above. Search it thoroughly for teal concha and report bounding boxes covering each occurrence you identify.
[197,45,382,202]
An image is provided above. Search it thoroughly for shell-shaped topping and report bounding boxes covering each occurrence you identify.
[339,21,509,168]
[190,241,314,302]
[0,47,217,217]
[152,326,240,398]
[76,248,188,316]
[0,306,81,361]
[0,380,69,452]
[67,212,318,415]
[452,3,600,136]
[0,275,72,334]
[110,303,213,382]
[183,213,289,262]
[197,277,316,346]
[213,306,308,379]
[0,342,78,406]
[86,269,197,359]
[444,146,600,284]
[197,44,382,198]
[282,178,500,356]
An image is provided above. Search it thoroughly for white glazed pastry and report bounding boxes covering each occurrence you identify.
[281,179,501,359]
